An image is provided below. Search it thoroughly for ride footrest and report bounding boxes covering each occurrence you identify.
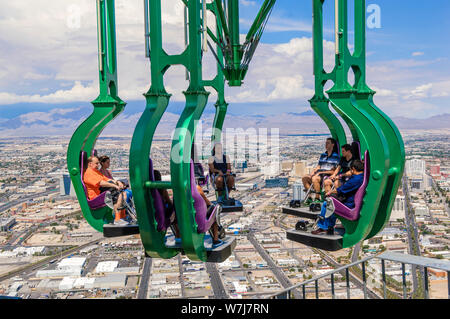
[282,206,320,220]
[165,235,237,263]
[103,223,140,238]
[214,199,243,213]
[286,229,343,251]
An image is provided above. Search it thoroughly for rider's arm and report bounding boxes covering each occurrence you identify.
[330,166,341,179]
[226,156,232,174]
[208,162,221,175]
[99,180,120,190]
[162,189,172,206]
[310,165,320,176]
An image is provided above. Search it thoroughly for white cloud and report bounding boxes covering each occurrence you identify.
[0,81,97,105]
[240,0,257,6]
[0,0,449,119]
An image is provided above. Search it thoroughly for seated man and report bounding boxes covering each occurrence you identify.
[208,143,235,196]
[302,138,340,201]
[311,160,364,235]
[323,144,354,194]
[83,156,129,225]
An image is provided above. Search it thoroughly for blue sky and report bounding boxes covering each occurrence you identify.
[0,0,449,127]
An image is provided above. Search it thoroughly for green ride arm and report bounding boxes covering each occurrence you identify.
[67,0,125,233]
[130,93,180,259]
[349,0,406,239]
[67,107,117,232]
[310,0,346,149]
[323,0,391,248]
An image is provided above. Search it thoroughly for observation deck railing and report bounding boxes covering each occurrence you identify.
[269,252,450,299]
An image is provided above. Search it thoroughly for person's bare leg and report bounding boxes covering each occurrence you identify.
[312,175,321,200]
[217,176,225,189]
[302,176,312,190]
[227,176,235,191]
[173,223,180,238]
[334,179,341,190]
[212,222,219,242]
[323,179,333,194]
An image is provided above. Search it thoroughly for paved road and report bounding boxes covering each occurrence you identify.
[402,175,422,295]
[205,262,228,299]
[315,249,382,299]
[0,189,58,213]
[137,257,152,299]
[247,233,302,299]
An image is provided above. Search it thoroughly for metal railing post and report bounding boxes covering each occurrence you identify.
[331,273,335,299]
[448,271,450,300]
[315,280,319,299]
[346,268,350,299]
[362,261,367,299]
[424,267,429,299]
[402,263,407,299]
[382,259,387,299]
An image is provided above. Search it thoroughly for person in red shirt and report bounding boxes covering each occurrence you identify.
[83,156,128,225]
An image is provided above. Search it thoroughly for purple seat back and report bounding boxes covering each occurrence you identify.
[331,150,369,221]
[149,158,172,232]
[191,160,217,233]
[80,151,107,210]
[194,162,208,187]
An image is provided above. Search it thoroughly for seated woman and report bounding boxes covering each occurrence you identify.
[196,182,223,247]
[154,170,180,240]
[99,154,133,220]
[99,155,129,189]
[311,160,364,235]
[98,155,113,179]
[323,143,354,194]
[83,156,129,225]
[208,143,235,196]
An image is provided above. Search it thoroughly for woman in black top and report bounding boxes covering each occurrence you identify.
[208,143,234,193]
[323,144,354,193]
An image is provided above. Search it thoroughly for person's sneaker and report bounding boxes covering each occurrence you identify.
[311,228,327,235]
[212,240,224,249]
[114,219,130,226]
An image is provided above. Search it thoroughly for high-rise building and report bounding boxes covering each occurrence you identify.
[390,195,405,221]
[423,174,433,190]
[406,159,425,177]
[60,174,76,197]
[430,165,440,175]
[292,182,304,201]
[281,161,293,172]
[261,161,280,177]
[293,162,306,177]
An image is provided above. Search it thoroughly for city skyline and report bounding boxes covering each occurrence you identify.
[0,0,449,302]
[1,0,450,129]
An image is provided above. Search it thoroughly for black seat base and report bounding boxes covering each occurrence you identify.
[286,229,343,251]
[164,235,236,263]
[213,199,243,213]
[282,206,320,220]
[103,223,140,238]
[206,236,236,263]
